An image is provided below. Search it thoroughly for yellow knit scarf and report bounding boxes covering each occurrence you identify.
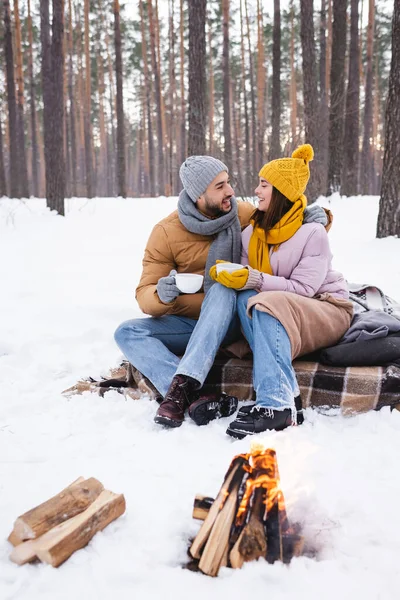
[248,194,307,274]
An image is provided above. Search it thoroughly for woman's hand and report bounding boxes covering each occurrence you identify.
[214,267,250,289]
[209,260,235,282]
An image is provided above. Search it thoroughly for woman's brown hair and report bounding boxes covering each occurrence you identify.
[252,187,293,234]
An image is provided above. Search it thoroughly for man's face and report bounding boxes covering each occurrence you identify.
[197,171,235,217]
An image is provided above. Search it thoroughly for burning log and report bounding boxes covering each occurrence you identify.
[8,478,125,567]
[189,444,303,577]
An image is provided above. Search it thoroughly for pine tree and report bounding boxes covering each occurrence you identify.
[114,0,126,197]
[3,0,20,197]
[342,0,360,196]
[27,0,39,198]
[222,0,232,169]
[188,0,207,155]
[300,0,325,201]
[360,0,375,194]
[13,0,29,197]
[376,0,400,237]
[327,0,347,194]
[269,0,281,160]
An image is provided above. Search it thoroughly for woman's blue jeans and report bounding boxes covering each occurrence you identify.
[236,290,298,410]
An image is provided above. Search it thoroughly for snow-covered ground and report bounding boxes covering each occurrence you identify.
[1,194,400,600]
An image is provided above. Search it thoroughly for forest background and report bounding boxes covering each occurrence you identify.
[0,0,398,235]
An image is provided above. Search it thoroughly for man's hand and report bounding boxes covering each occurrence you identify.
[156,269,180,303]
[303,203,328,226]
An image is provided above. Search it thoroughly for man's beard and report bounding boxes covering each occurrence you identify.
[204,196,232,217]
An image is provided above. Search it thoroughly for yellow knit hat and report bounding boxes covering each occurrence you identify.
[258,144,314,203]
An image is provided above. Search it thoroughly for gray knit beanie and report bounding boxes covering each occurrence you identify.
[179,156,229,202]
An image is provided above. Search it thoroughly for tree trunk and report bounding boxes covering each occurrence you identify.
[300,0,325,201]
[319,0,329,183]
[13,0,29,197]
[245,0,257,175]
[27,0,39,197]
[0,112,7,196]
[326,0,333,96]
[139,0,155,196]
[114,0,126,197]
[208,19,215,155]
[67,0,77,196]
[256,0,265,167]
[188,0,207,156]
[327,0,347,194]
[342,0,360,196]
[84,0,93,197]
[240,0,251,194]
[376,0,400,238]
[269,0,281,160]
[179,0,186,174]
[3,0,19,197]
[148,0,164,195]
[289,0,297,144]
[360,0,375,194]
[168,0,176,195]
[223,0,232,170]
[41,0,65,214]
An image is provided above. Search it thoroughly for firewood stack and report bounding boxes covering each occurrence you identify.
[189,444,303,577]
[8,477,125,567]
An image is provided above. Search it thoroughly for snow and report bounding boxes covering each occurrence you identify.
[1,194,400,600]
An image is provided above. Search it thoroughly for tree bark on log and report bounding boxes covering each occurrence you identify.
[11,490,125,567]
[9,477,103,543]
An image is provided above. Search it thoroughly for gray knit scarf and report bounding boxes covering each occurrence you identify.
[177,189,242,292]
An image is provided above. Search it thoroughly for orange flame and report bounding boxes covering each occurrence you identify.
[234,446,286,527]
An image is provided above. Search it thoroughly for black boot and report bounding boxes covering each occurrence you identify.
[188,393,238,426]
[226,406,295,439]
[154,375,199,428]
[237,395,304,425]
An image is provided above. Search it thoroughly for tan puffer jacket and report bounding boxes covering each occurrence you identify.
[135,201,256,319]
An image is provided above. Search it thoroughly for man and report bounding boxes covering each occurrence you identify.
[114,156,328,428]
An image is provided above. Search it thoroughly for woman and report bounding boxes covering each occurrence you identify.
[210,144,353,438]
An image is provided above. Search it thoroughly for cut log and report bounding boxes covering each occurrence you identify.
[192,495,214,521]
[9,477,103,543]
[229,529,245,569]
[33,490,126,567]
[198,477,241,577]
[190,457,244,560]
[8,477,86,547]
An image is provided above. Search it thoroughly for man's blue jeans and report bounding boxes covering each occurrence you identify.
[236,290,298,411]
[114,284,240,397]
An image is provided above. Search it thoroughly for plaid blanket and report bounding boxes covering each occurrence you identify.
[64,357,400,416]
[203,357,400,415]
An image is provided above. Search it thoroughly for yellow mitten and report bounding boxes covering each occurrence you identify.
[217,268,249,289]
[209,260,233,282]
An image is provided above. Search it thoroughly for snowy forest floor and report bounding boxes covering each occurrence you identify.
[1,194,400,600]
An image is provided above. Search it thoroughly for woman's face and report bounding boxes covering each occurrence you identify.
[255,177,273,212]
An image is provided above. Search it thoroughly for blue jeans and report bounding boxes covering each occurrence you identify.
[114,284,240,398]
[237,290,298,411]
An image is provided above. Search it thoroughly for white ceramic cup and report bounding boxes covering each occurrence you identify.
[174,273,204,294]
[216,262,244,275]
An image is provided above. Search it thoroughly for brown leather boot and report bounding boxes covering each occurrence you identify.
[154,375,199,427]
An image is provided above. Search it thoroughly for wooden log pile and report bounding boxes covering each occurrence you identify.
[8,477,125,567]
[189,444,303,577]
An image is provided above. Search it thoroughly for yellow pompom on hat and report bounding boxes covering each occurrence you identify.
[258,143,314,203]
